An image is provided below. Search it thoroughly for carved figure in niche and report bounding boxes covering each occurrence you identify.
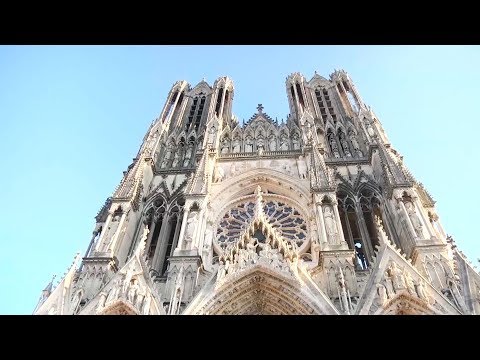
[122,265,141,296]
[217,260,226,281]
[297,155,308,179]
[183,142,194,166]
[107,276,123,303]
[96,293,107,311]
[416,279,429,301]
[221,138,230,154]
[171,150,181,167]
[405,201,423,238]
[292,133,300,150]
[348,129,363,157]
[259,242,273,260]
[429,212,442,238]
[161,142,174,168]
[208,126,216,144]
[389,262,406,290]
[328,132,341,158]
[238,248,248,269]
[247,238,259,263]
[305,122,313,143]
[280,133,289,150]
[384,271,394,297]
[376,283,388,306]
[366,121,375,137]
[270,251,282,270]
[127,278,139,304]
[245,136,254,152]
[143,293,151,315]
[232,137,241,152]
[404,271,416,295]
[323,206,339,245]
[339,131,352,157]
[268,134,277,151]
[213,164,225,183]
[184,211,199,249]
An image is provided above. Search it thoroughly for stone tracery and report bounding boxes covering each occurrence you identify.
[215,199,308,249]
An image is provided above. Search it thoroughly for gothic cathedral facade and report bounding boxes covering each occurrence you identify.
[34,70,480,315]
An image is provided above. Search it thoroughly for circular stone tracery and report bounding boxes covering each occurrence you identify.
[215,199,307,249]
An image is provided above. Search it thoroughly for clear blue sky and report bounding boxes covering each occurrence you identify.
[1,45,479,314]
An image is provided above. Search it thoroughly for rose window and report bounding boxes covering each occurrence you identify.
[215,200,307,248]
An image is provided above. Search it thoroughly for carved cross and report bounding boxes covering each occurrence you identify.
[257,104,264,113]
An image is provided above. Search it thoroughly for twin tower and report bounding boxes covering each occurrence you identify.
[34,70,480,315]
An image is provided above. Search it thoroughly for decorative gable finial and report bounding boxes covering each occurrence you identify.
[257,104,264,114]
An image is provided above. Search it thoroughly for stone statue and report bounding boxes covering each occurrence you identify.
[269,134,277,151]
[245,136,254,152]
[297,155,308,179]
[292,133,300,150]
[232,138,241,152]
[405,201,423,238]
[208,126,216,144]
[376,283,388,306]
[404,271,416,295]
[142,293,151,315]
[127,278,139,304]
[416,279,429,301]
[284,163,292,176]
[217,260,226,281]
[328,133,340,158]
[106,277,122,304]
[348,129,363,157]
[280,134,289,150]
[247,238,259,263]
[183,143,194,166]
[324,206,339,245]
[171,150,180,167]
[306,122,313,143]
[259,242,273,260]
[122,262,142,294]
[389,262,406,290]
[96,293,107,311]
[238,248,248,270]
[384,271,395,297]
[213,164,225,183]
[161,142,174,168]
[339,131,352,157]
[184,211,198,249]
[221,138,229,154]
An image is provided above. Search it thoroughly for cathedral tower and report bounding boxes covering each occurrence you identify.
[34,71,480,315]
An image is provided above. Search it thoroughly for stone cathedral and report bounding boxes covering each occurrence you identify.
[34,70,480,315]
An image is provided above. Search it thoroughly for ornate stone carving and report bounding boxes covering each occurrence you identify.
[323,205,340,245]
[404,201,424,238]
[297,155,308,179]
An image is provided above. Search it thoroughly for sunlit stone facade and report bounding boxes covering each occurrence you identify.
[34,70,480,315]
